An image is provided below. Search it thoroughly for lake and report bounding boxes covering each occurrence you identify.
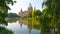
[5,18,59,34]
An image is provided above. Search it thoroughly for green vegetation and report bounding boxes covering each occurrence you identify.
[0,0,16,34]
[0,27,13,34]
[0,0,16,22]
[27,0,60,33]
[7,13,20,18]
[40,0,60,33]
[0,0,60,34]
[32,10,42,18]
[28,12,32,18]
[28,10,42,19]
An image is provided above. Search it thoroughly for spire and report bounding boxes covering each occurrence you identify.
[28,3,32,9]
[29,3,31,6]
[34,7,36,10]
[21,8,23,12]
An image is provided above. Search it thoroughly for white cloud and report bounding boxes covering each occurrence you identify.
[8,0,43,14]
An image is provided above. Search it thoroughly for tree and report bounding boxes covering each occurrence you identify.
[0,0,16,34]
[28,10,42,18]
[0,0,16,16]
[0,0,16,11]
[42,0,60,32]
[28,12,32,18]
[0,27,13,34]
[42,0,60,19]
[0,0,16,22]
[7,13,20,18]
[32,10,42,18]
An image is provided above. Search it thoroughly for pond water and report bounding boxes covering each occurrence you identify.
[5,18,60,34]
[6,19,41,34]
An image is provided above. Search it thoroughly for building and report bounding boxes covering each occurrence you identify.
[18,3,33,17]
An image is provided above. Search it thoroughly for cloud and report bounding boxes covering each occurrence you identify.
[8,0,43,14]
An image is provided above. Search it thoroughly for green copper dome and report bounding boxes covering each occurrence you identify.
[28,3,32,9]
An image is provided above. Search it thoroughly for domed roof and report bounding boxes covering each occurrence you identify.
[28,3,32,9]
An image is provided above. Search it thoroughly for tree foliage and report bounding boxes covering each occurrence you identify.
[42,0,60,32]
[0,0,16,11]
[0,0,16,22]
[42,0,60,18]
[28,12,32,18]
[0,0,16,34]
[32,10,42,18]
[0,27,13,34]
[28,10,41,18]
[33,10,41,16]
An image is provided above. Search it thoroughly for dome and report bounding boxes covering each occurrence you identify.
[28,3,32,9]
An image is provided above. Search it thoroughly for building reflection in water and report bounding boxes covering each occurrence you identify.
[19,19,60,34]
[6,18,18,23]
[18,19,40,34]
[6,18,60,34]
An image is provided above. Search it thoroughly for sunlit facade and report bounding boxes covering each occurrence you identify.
[18,3,33,17]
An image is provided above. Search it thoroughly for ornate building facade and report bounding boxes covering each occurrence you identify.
[18,3,33,17]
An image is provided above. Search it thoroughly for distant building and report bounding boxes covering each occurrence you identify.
[28,3,33,12]
[18,3,33,17]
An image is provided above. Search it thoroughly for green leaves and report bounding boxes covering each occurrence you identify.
[5,0,14,5]
[0,0,16,11]
[0,0,16,24]
[42,0,60,32]
[32,10,42,17]
[28,10,42,18]
[0,27,13,34]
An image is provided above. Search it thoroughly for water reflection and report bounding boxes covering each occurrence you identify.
[6,18,60,34]
[40,27,52,34]
[6,18,17,23]
[0,27,13,34]
[0,19,13,34]
[6,19,40,34]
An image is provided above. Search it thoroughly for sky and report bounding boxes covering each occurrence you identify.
[8,0,44,14]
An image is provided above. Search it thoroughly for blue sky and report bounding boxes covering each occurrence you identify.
[8,0,44,14]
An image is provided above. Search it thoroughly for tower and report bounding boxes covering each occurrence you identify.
[34,7,36,10]
[21,8,23,12]
[28,3,33,12]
